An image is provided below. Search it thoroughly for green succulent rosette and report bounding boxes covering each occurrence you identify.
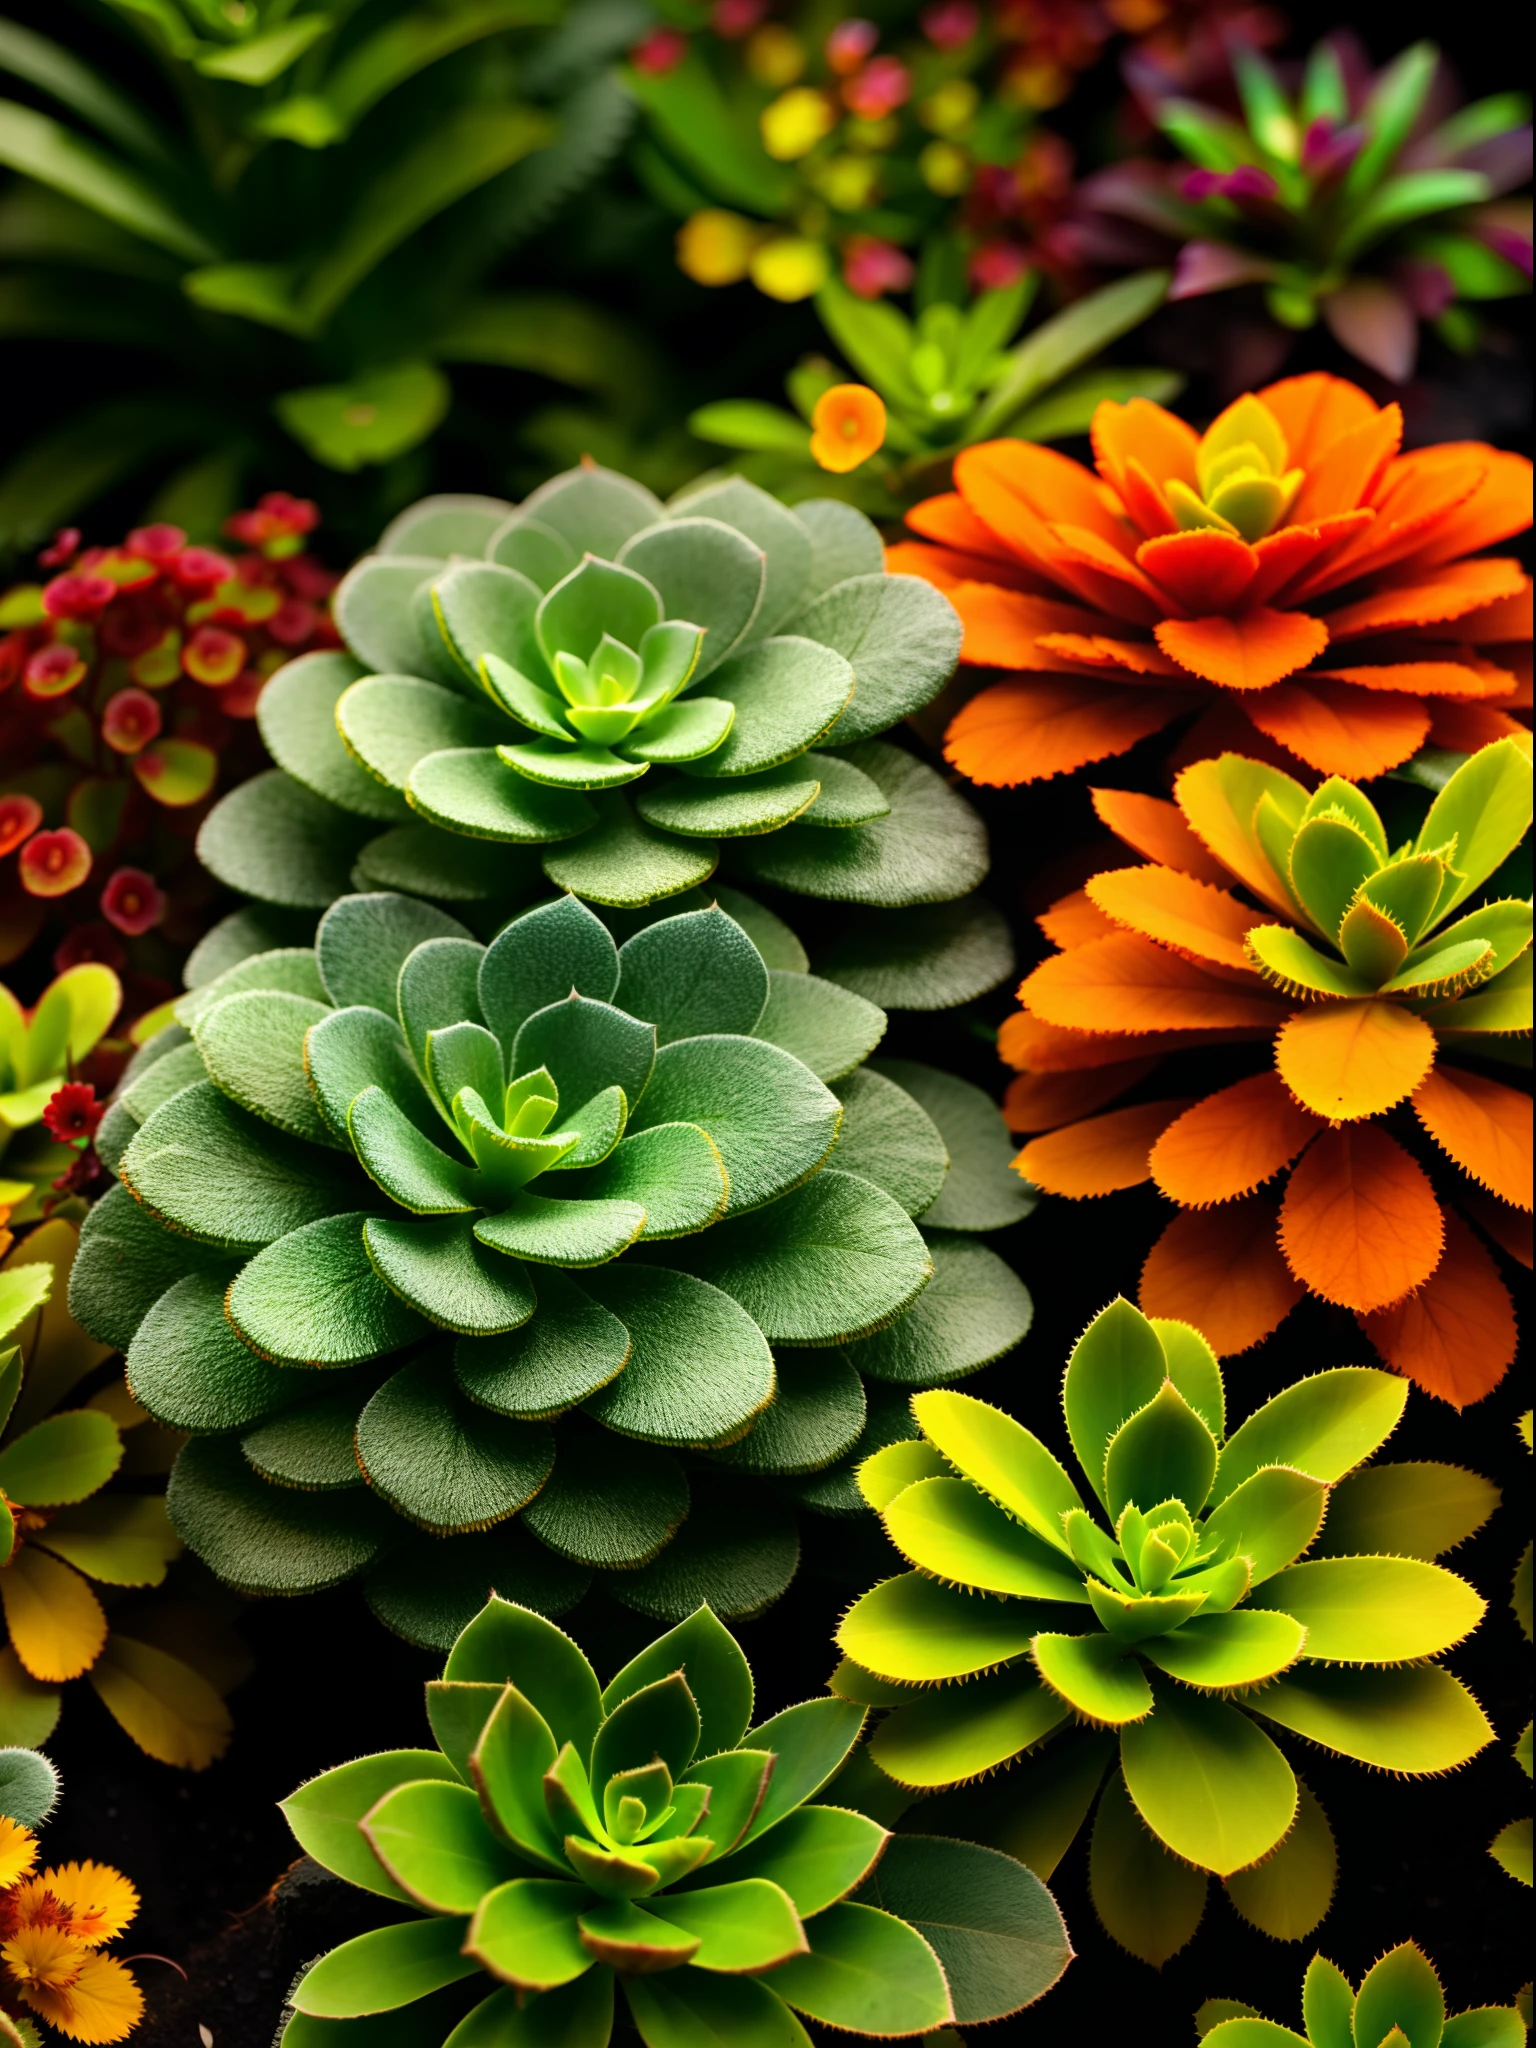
[277,1598,1073,2044]
[69,888,1034,1649]
[1196,1942,1527,2048]
[197,468,1015,1014]
[836,1298,1498,1967]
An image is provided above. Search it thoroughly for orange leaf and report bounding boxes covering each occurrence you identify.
[1137,530,1259,611]
[1246,512,1376,608]
[1017,1099,1194,1198]
[1275,999,1436,1121]
[1092,396,1200,498]
[1449,576,1533,645]
[1323,557,1529,639]
[1156,609,1330,691]
[1278,1124,1444,1311]
[1311,660,1513,699]
[1301,451,1489,599]
[1459,1187,1534,1270]
[943,676,1193,785]
[1139,1195,1303,1355]
[1359,1210,1515,1406]
[1172,754,1308,917]
[1003,1059,1159,1133]
[1086,863,1258,970]
[1288,404,1402,524]
[1023,931,1290,1035]
[997,1009,1244,1073]
[906,490,1023,565]
[1038,887,1118,949]
[1257,373,1380,468]
[1427,700,1529,752]
[884,540,1046,595]
[1242,675,1431,778]
[1046,524,1167,621]
[1034,632,1184,677]
[1413,1065,1533,1211]
[1151,1073,1324,1206]
[1120,458,1178,538]
[1089,787,1234,885]
[1391,447,1534,574]
[956,439,1131,552]
[946,583,1111,667]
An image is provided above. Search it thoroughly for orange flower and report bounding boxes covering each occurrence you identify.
[810,383,887,473]
[895,375,1533,784]
[0,1837,143,2044]
[1003,741,1533,1406]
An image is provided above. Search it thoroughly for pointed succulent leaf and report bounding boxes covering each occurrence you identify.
[839,1573,1045,1684]
[465,1876,595,1992]
[1223,1776,1336,1946]
[768,1901,953,2036]
[513,997,656,1120]
[1140,1608,1306,1688]
[536,557,663,671]
[426,1022,503,1118]
[1416,737,1533,918]
[1251,1664,1493,1772]
[348,1088,476,1213]
[1288,813,1382,940]
[602,1606,754,1758]
[625,1034,836,1217]
[1249,1556,1485,1662]
[1352,1942,1446,2048]
[1213,1370,1407,1505]
[592,1672,702,1788]
[1105,1380,1219,1520]
[1200,1467,1328,1584]
[621,1970,810,2045]
[1303,1954,1358,2048]
[545,1742,605,1841]
[547,1085,627,1171]
[361,1778,523,1913]
[1313,1462,1498,1562]
[280,1750,458,1902]
[1379,936,1496,998]
[1121,1676,1297,1875]
[1356,855,1445,946]
[564,1835,666,1898]
[477,895,619,1049]
[720,1806,887,1916]
[732,1699,869,1847]
[398,937,485,1072]
[857,1438,948,1511]
[443,1598,603,1755]
[425,1680,501,1784]
[1032,1631,1154,1725]
[659,1877,808,1972]
[1062,1298,1169,1508]
[316,894,474,1017]
[467,1683,566,1869]
[1087,1580,1208,1643]
[1246,925,1372,996]
[1338,898,1409,984]
[1412,898,1532,981]
[576,1895,700,1970]
[1089,1766,1208,1970]
[291,1918,480,2017]
[882,1477,1090,1601]
[868,1667,1070,1790]
[682,1748,774,1859]
[614,908,769,1045]
[910,1389,1084,1553]
[1300,778,1389,857]
[616,517,766,677]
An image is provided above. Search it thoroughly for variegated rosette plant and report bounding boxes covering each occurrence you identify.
[196,467,1014,1015]
[835,1299,1497,1967]
[277,1599,1072,2045]
[70,889,1034,1648]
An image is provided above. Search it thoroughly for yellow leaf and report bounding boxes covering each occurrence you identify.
[0,1548,107,1682]
[86,1634,232,1770]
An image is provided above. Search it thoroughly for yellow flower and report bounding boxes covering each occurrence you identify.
[0,1817,38,1889]
[810,383,887,471]
[42,1863,140,1946]
[760,86,835,161]
[748,237,830,302]
[19,1948,144,2044]
[745,22,804,86]
[919,78,978,134]
[676,209,757,286]
[4,1920,86,1992]
[919,140,969,195]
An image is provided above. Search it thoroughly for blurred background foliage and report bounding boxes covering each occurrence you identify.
[0,0,1527,560]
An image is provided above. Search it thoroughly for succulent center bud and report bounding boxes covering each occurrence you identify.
[1166,394,1304,544]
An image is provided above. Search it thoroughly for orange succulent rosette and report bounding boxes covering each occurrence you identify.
[892,373,1533,785]
[1003,743,1533,1407]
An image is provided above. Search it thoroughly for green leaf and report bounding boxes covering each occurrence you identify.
[124,1268,301,1433]
[1140,1609,1305,1688]
[868,1667,1070,1789]
[635,763,819,839]
[398,937,486,1069]
[282,1750,460,1903]
[678,638,851,780]
[198,771,373,910]
[721,1806,884,1916]
[709,1349,864,1477]
[363,1778,523,1914]
[1121,1677,1296,1874]
[349,1089,473,1214]
[689,400,810,455]
[317,894,473,1017]
[797,752,891,827]
[259,653,410,823]
[444,1598,602,1757]
[1199,1467,1327,1584]
[573,1122,727,1238]
[176,947,325,1030]
[874,1060,1032,1231]
[293,1919,481,2018]
[169,1435,396,1594]
[752,970,885,1084]
[627,1034,837,1215]
[625,699,735,769]
[356,1356,553,1533]
[1032,1631,1154,1725]
[733,742,988,908]
[795,577,961,747]
[602,1604,753,1756]
[463,1679,562,1868]
[1213,1368,1408,1504]
[1105,1381,1218,1520]
[622,50,790,214]
[337,675,504,795]
[0,19,173,165]
[1088,1766,1207,1967]
[580,1265,774,1447]
[1302,1951,1356,2048]
[838,1572,1043,1683]
[970,271,1171,440]
[614,906,768,1044]
[606,1477,798,1623]
[791,503,884,603]
[229,1211,430,1365]
[278,363,450,473]
[882,1477,1088,1601]
[1246,925,1369,997]
[537,556,661,669]
[332,554,439,676]
[543,795,718,908]
[513,996,655,1123]
[1417,737,1534,917]
[0,1744,58,1827]
[447,1974,615,2045]
[1008,366,1183,444]
[770,1901,952,2036]
[1249,1555,1484,1662]
[307,1009,437,1146]
[121,1082,357,1251]
[1343,41,1443,200]
[621,1970,809,2047]
[1353,1943,1446,2048]
[1253,1662,1492,1771]
[1223,1777,1336,1943]
[739,1696,870,1843]
[411,750,599,844]
[463,1876,595,1991]
[659,1878,806,1972]
[828,1069,947,1218]
[518,464,665,561]
[0,98,215,260]
[522,1427,687,1568]
[0,1408,120,1507]
[618,518,765,679]
[669,1170,931,1343]
[480,896,619,1045]
[363,1216,537,1335]
[195,990,337,1148]
[1288,814,1381,941]
[911,1388,1083,1553]
[455,1272,630,1420]
[244,1390,368,1492]
[31,1493,180,1586]
[196,15,333,83]
[1312,1461,1498,1561]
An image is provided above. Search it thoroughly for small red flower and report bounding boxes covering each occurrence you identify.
[53,920,126,974]
[42,1080,103,1146]
[920,0,978,46]
[19,828,92,898]
[167,546,235,590]
[712,0,766,36]
[41,571,115,621]
[223,493,319,557]
[101,688,164,755]
[631,27,688,72]
[969,239,1031,290]
[125,522,188,565]
[0,794,43,858]
[38,527,81,569]
[842,234,915,298]
[98,591,169,661]
[23,645,88,699]
[826,17,879,72]
[100,866,166,936]
[182,625,246,686]
[842,53,910,117]
[267,597,318,647]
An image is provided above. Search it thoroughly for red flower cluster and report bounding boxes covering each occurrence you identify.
[0,494,336,990]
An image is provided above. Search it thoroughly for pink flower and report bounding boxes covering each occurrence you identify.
[1180,166,1280,204]
[126,522,188,565]
[969,240,1031,290]
[826,18,879,73]
[19,828,92,898]
[712,0,767,37]
[631,28,688,72]
[842,53,910,118]
[100,866,167,936]
[24,645,88,699]
[268,597,319,646]
[101,688,164,755]
[0,793,43,859]
[182,625,246,686]
[167,546,235,590]
[843,235,916,297]
[920,0,978,46]
[41,571,115,620]
[53,921,126,974]
[38,528,80,569]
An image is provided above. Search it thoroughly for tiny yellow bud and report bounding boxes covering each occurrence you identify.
[815,154,880,210]
[919,78,978,135]
[746,22,805,87]
[760,86,836,161]
[749,236,831,301]
[676,209,757,286]
[918,140,969,195]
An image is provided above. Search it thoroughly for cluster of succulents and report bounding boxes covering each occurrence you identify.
[837,1298,1496,1964]
[1009,738,1532,1398]
[278,1596,1072,2044]
[71,885,1033,1645]
[1196,1942,1527,2047]
[0,498,336,990]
